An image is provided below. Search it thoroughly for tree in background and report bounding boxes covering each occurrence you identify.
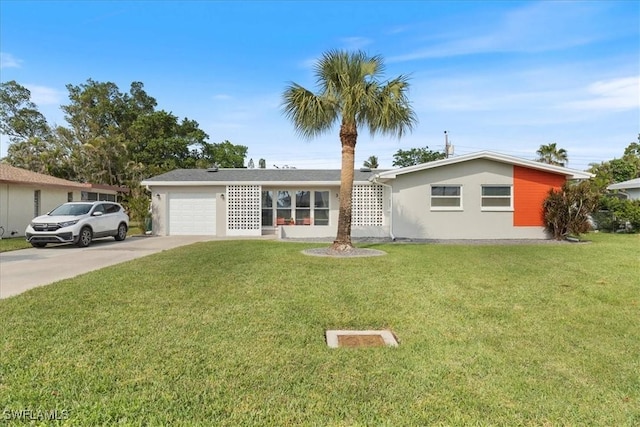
[2,79,247,185]
[199,140,248,168]
[536,143,568,167]
[247,158,255,168]
[258,158,266,168]
[127,110,209,176]
[283,50,416,251]
[0,80,51,143]
[363,155,379,169]
[588,136,640,190]
[392,146,445,167]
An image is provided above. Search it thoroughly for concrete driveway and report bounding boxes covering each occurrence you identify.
[0,235,217,299]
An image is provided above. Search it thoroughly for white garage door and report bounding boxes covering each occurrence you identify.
[169,193,216,235]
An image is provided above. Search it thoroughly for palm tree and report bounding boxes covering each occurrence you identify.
[283,50,416,251]
[363,155,379,169]
[536,143,568,167]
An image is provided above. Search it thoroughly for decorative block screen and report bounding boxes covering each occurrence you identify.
[227,185,261,233]
[351,184,384,226]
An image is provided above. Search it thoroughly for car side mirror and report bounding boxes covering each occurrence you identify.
[92,211,103,217]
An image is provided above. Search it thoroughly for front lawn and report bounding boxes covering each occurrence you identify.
[1,234,638,425]
[0,237,30,252]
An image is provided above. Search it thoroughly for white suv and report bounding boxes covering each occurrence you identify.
[25,201,129,248]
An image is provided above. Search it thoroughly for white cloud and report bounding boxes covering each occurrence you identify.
[560,76,640,111]
[0,52,22,68]
[24,84,63,105]
[212,94,233,101]
[340,36,373,50]
[388,1,629,62]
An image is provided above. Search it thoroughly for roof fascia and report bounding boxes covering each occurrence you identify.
[374,151,594,180]
[140,180,373,187]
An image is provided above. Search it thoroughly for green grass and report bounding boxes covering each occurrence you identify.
[1,234,638,425]
[0,237,30,252]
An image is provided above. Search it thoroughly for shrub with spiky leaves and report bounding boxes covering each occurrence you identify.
[544,181,598,239]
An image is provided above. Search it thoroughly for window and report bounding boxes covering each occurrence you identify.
[431,185,462,210]
[276,190,292,222]
[261,191,273,226]
[34,190,41,217]
[104,203,121,214]
[314,191,330,225]
[482,186,512,210]
[295,191,311,223]
[267,189,330,226]
[67,192,73,202]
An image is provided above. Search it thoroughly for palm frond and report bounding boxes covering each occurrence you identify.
[281,83,337,139]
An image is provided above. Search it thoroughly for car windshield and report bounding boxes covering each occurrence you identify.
[48,204,92,216]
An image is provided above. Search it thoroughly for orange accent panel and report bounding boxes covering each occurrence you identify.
[513,166,565,226]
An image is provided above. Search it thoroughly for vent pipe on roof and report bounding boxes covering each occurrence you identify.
[444,131,454,158]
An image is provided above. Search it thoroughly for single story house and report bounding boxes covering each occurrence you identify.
[140,151,593,240]
[0,163,125,237]
[607,178,640,200]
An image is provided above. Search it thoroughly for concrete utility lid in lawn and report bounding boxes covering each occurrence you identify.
[326,330,398,348]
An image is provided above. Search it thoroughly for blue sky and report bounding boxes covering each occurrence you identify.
[1,0,638,171]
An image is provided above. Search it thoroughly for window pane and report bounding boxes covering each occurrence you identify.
[296,191,310,208]
[277,191,291,208]
[482,186,510,196]
[261,208,273,226]
[277,209,292,220]
[431,198,461,207]
[314,191,330,208]
[482,197,511,207]
[296,209,311,222]
[262,191,273,207]
[314,209,329,225]
[431,186,460,196]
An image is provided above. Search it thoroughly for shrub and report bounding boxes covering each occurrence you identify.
[544,181,598,240]
[594,196,640,232]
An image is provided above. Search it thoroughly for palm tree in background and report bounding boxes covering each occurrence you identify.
[536,143,568,167]
[282,50,416,251]
[363,155,379,169]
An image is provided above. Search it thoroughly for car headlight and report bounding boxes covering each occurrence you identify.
[58,220,79,228]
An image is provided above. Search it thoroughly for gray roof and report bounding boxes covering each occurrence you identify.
[607,177,640,190]
[142,168,386,184]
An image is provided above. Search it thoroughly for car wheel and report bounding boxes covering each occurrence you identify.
[114,223,127,241]
[31,242,47,248]
[76,227,92,248]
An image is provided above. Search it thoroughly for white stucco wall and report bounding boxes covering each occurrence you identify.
[148,183,390,239]
[390,159,548,239]
[0,184,82,238]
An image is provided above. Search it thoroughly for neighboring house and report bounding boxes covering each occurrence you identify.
[0,164,124,237]
[141,151,592,240]
[607,178,640,200]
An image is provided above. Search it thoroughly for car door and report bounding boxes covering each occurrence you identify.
[89,203,109,235]
[102,203,121,233]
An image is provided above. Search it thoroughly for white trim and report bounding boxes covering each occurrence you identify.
[373,151,594,181]
[430,184,463,211]
[142,180,372,187]
[480,185,513,212]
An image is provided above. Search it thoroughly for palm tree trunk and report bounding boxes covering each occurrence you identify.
[331,122,357,252]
